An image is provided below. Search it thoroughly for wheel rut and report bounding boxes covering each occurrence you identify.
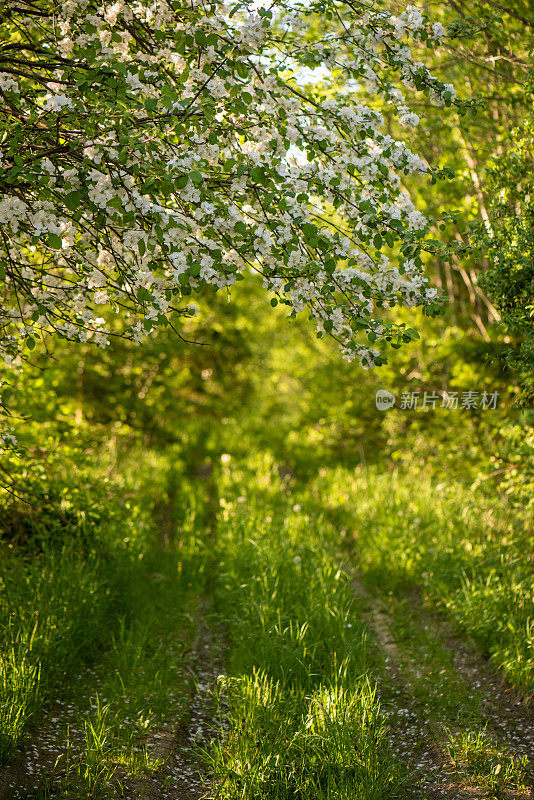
[351,575,533,800]
[124,605,225,800]
[0,604,225,800]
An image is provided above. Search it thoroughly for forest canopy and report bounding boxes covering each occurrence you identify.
[0,0,468,377]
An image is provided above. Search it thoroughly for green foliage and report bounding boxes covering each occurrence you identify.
[0,6,533,789]
[479,74,534,402]
[0,449,204,765]
[308,467,534,690]
[370,0,533,396]
[207,460,406,799]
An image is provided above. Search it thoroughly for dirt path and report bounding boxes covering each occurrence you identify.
[125,605,225,800]
[0,605,225,800]
[350,575,533,800]
[0,672,94,800]
[440,625,534,772]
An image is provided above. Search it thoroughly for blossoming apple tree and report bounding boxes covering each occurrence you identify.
[0,0,459,379]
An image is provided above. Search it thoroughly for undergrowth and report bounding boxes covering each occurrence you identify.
[205,458,408,799]
[1,449,531,798]
[308,466,534,690]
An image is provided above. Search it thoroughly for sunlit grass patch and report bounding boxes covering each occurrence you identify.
[308,467,534,691]
[210,672,401,800]
[206,461,408,799]
[446,728,530,799]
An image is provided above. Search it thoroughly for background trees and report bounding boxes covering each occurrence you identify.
[0,0,532,516]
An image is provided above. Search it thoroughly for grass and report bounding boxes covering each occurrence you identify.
[446,729,529,799]
[303,466,532,798]
[62,564,199,797]
[358,589,532,799]
[307,466,534,691]
[0,538,204,796]
[1,453,531,799]
[204,460,408,799]
[0,453,208,797]
[0,545,121,763]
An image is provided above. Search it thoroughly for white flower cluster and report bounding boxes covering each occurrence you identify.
[0,432,18,450]
[0,72,19,93]
[40,93,74,112]
[0,0,454,371]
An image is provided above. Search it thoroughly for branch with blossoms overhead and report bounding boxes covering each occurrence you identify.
[0,0,471,379]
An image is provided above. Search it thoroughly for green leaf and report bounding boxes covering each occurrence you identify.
[175,68,189,84]
[64,191,82,212]
[251,166,265,183]
[175,174,189,190]
[48,234,62,249]
[137,287,153,302]
[107,197,123,211]
[301,223,318,238]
